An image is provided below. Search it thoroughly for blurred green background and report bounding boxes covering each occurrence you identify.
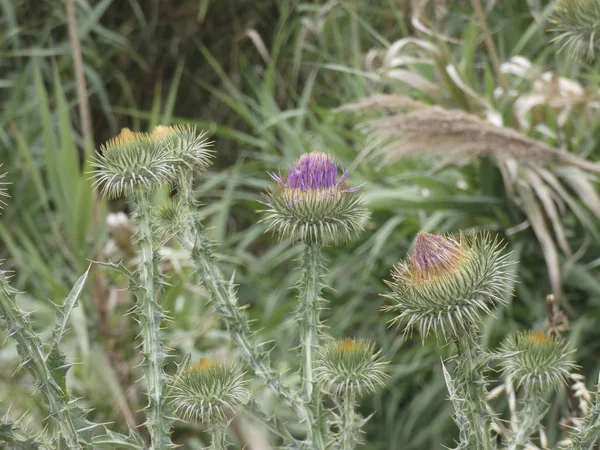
[2,0,600,448]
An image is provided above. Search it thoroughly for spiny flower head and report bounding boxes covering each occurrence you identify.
[153,199,193,241]
[169,358,250,424]
[151,125,214,174]
[499,330,576,392]
[315,338,388,397]
[92,128,181,198]
[261,152,367,243]
[551,0,600,60]
[384,232,515,340]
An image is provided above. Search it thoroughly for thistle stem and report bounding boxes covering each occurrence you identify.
[208,421,228,450]
[132,190,172,449]
[178,220,312,439]
[455,331,495,450]
[340,388,358,450]
[0,273,83,449]
[298,242,327,449]
[507,391,547,450]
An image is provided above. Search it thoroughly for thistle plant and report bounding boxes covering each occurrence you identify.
[384,231,515,450]
[315,339,387,450]
[170,359,250,449]
[498,331,576,449]
[93,128,182,449]
[261,151,368,448]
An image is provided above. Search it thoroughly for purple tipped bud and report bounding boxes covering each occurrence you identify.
[411,232,462,280]
[278,151,348,190]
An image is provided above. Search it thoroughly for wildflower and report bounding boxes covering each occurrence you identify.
[384,232,515,340]
[261,151,367,243]
[151,125,214,174]
[315,338,388,397]
[499,330,576,392]
[92,128,180,198]
[169,359,250,424]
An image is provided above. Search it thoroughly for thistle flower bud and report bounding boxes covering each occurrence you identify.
[261,152,367,243]
[169,358,250,424]
[92,128,180,198]
[551,0,600,60]
[151,125,214,174]
[153,199,193,241]
[314,338,388,397]
[384,232,515,340]
[499,331,576,392]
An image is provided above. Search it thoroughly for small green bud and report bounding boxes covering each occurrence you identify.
[261,152,367,243]
[153,199,193,241]
[499,330,576,392]
[315,338,388,397]
[151,125,214,174]
[92,128,180,198]
[384,232,515,340]
[169,358,250,424]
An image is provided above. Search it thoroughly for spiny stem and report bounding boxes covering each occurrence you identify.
[455,331,495,450]
[298,242,327,450]
[208,421,228,450]
[0,272,83,449]
[507,391,547,450]
[178,221,310,435]
[339,388,358,450]
[132,190,172,449]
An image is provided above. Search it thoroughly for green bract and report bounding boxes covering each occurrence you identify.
[499,331,576,392]
[384,232,514,340]
[92,128,180,198]
[315,338,387,397]
[169,359,250,424]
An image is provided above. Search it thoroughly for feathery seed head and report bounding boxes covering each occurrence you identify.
[315,338,388,397]
[499,330,576,392]
[151,125,214,174]
[92,128,181,198]
[261,151,367,243]
[169,359,250,424]
[384,232,515,340]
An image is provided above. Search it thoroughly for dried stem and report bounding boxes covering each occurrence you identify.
[470,0,507,90]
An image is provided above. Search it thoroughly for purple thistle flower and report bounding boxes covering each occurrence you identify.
[273,152,355,191]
